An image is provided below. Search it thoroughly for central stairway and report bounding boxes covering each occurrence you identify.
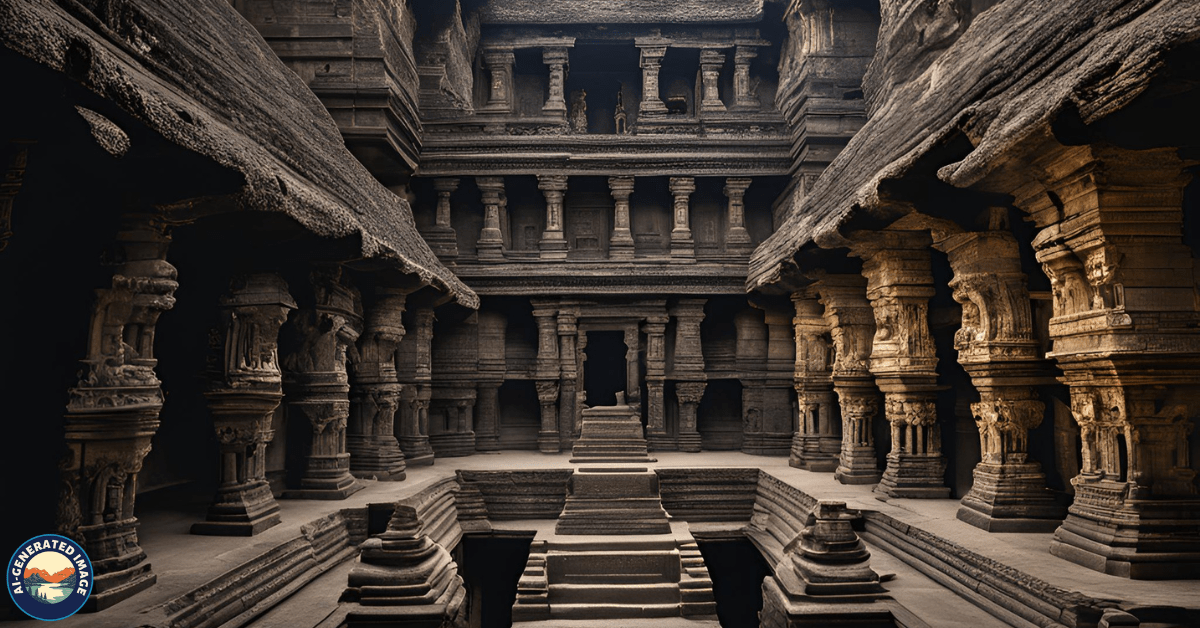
[512,406,718,624]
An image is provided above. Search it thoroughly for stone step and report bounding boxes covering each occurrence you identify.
[548,550,681,584]
[549,603,683,619]
[548,583,681,605]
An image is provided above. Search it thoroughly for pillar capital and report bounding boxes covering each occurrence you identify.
[537,174,569,192]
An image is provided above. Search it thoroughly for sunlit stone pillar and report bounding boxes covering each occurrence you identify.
[538,174,569,260]
[643,315,670,450]
[397,307,436,466]
[671,299,707,452]
[347,288,408,481]
[732,45,760,110]
[426,178,459,263]
[282,266,363,500]
[193,273,294,536]
[480,48,515,114]
[533,303,561,453]
[852,232,949,498]
[724,177,753,254]
[790,291,838,471]
[669,177,696,260]
[698,49,727,113]
[608,176,635,260]
[59,213,177,609]
[476,176,505,262]
[558,309,581,449]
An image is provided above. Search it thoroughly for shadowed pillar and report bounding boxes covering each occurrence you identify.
[347,287,408,481]
[608,176,635,260]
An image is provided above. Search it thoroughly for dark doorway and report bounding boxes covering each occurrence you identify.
[583,330,626,406]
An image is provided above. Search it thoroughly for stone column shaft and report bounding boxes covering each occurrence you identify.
[732,45,760,110]
[397,307,436,466]
[853,233,948,499]
[643,315,670,450]
[624,326,641,408]
[193,273,294,536]
[638,44,668,116]
[669,177,696,260]
[425,178,459,263]
[671,300,707,452]
[347,288,408,481]
[283,266,363,500]
[542,47,570,116]
[608,176,635,259]
[538,175,569,260]
[699,49,727,113]
[481,49,515,114]
[533,305,561,453]
[724,178,753,253]
[476,177,505,261]
[59,214,177,609]
[790,292,838,471]
[558,310,580,449]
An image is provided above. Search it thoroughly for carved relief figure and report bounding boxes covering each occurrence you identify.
[570,89,588,133]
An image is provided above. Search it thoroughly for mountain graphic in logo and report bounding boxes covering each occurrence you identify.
[21,550,78,605]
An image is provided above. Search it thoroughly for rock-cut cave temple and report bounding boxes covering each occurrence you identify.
[2,0,1200,626]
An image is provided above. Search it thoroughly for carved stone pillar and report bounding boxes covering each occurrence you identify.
[723,178,753,254]
[282,266,363,500]
[671,299,707,452]
[193,273,294,537]
[698,49,727,113]
[480,48,515,114]
[669,177,696,260]
[732,45,760,110]
[1011,144,1200,578]
[542,47,570,117]
[934,229,1064,531]
[534,304,561,453]
[643,315,670,450]
[347,288,407,481]
[429,387,476,457]
[790,292,838,471]
[812,275,882,485]
[59,214,177,609]
[476,310,506,452]
[608,176,635,260]
[425,178,459,263]
[624,325,642,411]
[397,307,436,466]
[538,174,569,260]
[637,42,668,116]
[852,233,949,498]
[476,177,505,262]
[558,309,580,449]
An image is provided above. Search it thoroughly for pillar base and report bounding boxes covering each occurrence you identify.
[477,242,504,262]
[677,432,702,453]
[475,434,501,452]
[834,445,881,485]
[609,233,635,260]
[743,431,792,457]
[192,480,282,536]
[1049,482,1200,579]
[429,431,476,457]
[788,434,841,470]
[348,435,407,481]
[539,238,568,260]
[284,456,362,500]
[80,519,156,612]
[398,435,436,466]
[956,461,1065,532]
[875,453,949,499]
[538,430,561,454]
[646,432,676,452]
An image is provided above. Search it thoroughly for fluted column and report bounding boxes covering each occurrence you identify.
[59,213,177,609]
[193,273,294,536]
[608,176,635,259]
[282,266,363,500]
[852,232,948,499]
[476,177,505,262]
[538,175,569,260]
[724,178,753,254]
[542,47,570,117]
[699,49,727,113]
[669,177,696,260]
[637,42,668,116]
[347,288,408,481]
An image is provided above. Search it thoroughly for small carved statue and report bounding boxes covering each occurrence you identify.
[570,89,587,133]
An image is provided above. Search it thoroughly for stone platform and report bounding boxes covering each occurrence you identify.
[512,520,716,622]
[555,467,671,535]
[569,404,655,463]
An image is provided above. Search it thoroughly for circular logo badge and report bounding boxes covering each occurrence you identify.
[7,534,92,621]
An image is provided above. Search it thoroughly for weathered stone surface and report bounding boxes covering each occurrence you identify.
[555,468,671,536]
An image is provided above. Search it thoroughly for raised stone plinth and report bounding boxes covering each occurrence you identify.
[513,521,716,623]
[556,468,671,535]
[957,461,1065,532]
[569,404,655,463]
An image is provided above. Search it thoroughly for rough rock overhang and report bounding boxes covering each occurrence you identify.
[0,0,478,310]
[748,0,1200,294]
[481,0,766,24]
